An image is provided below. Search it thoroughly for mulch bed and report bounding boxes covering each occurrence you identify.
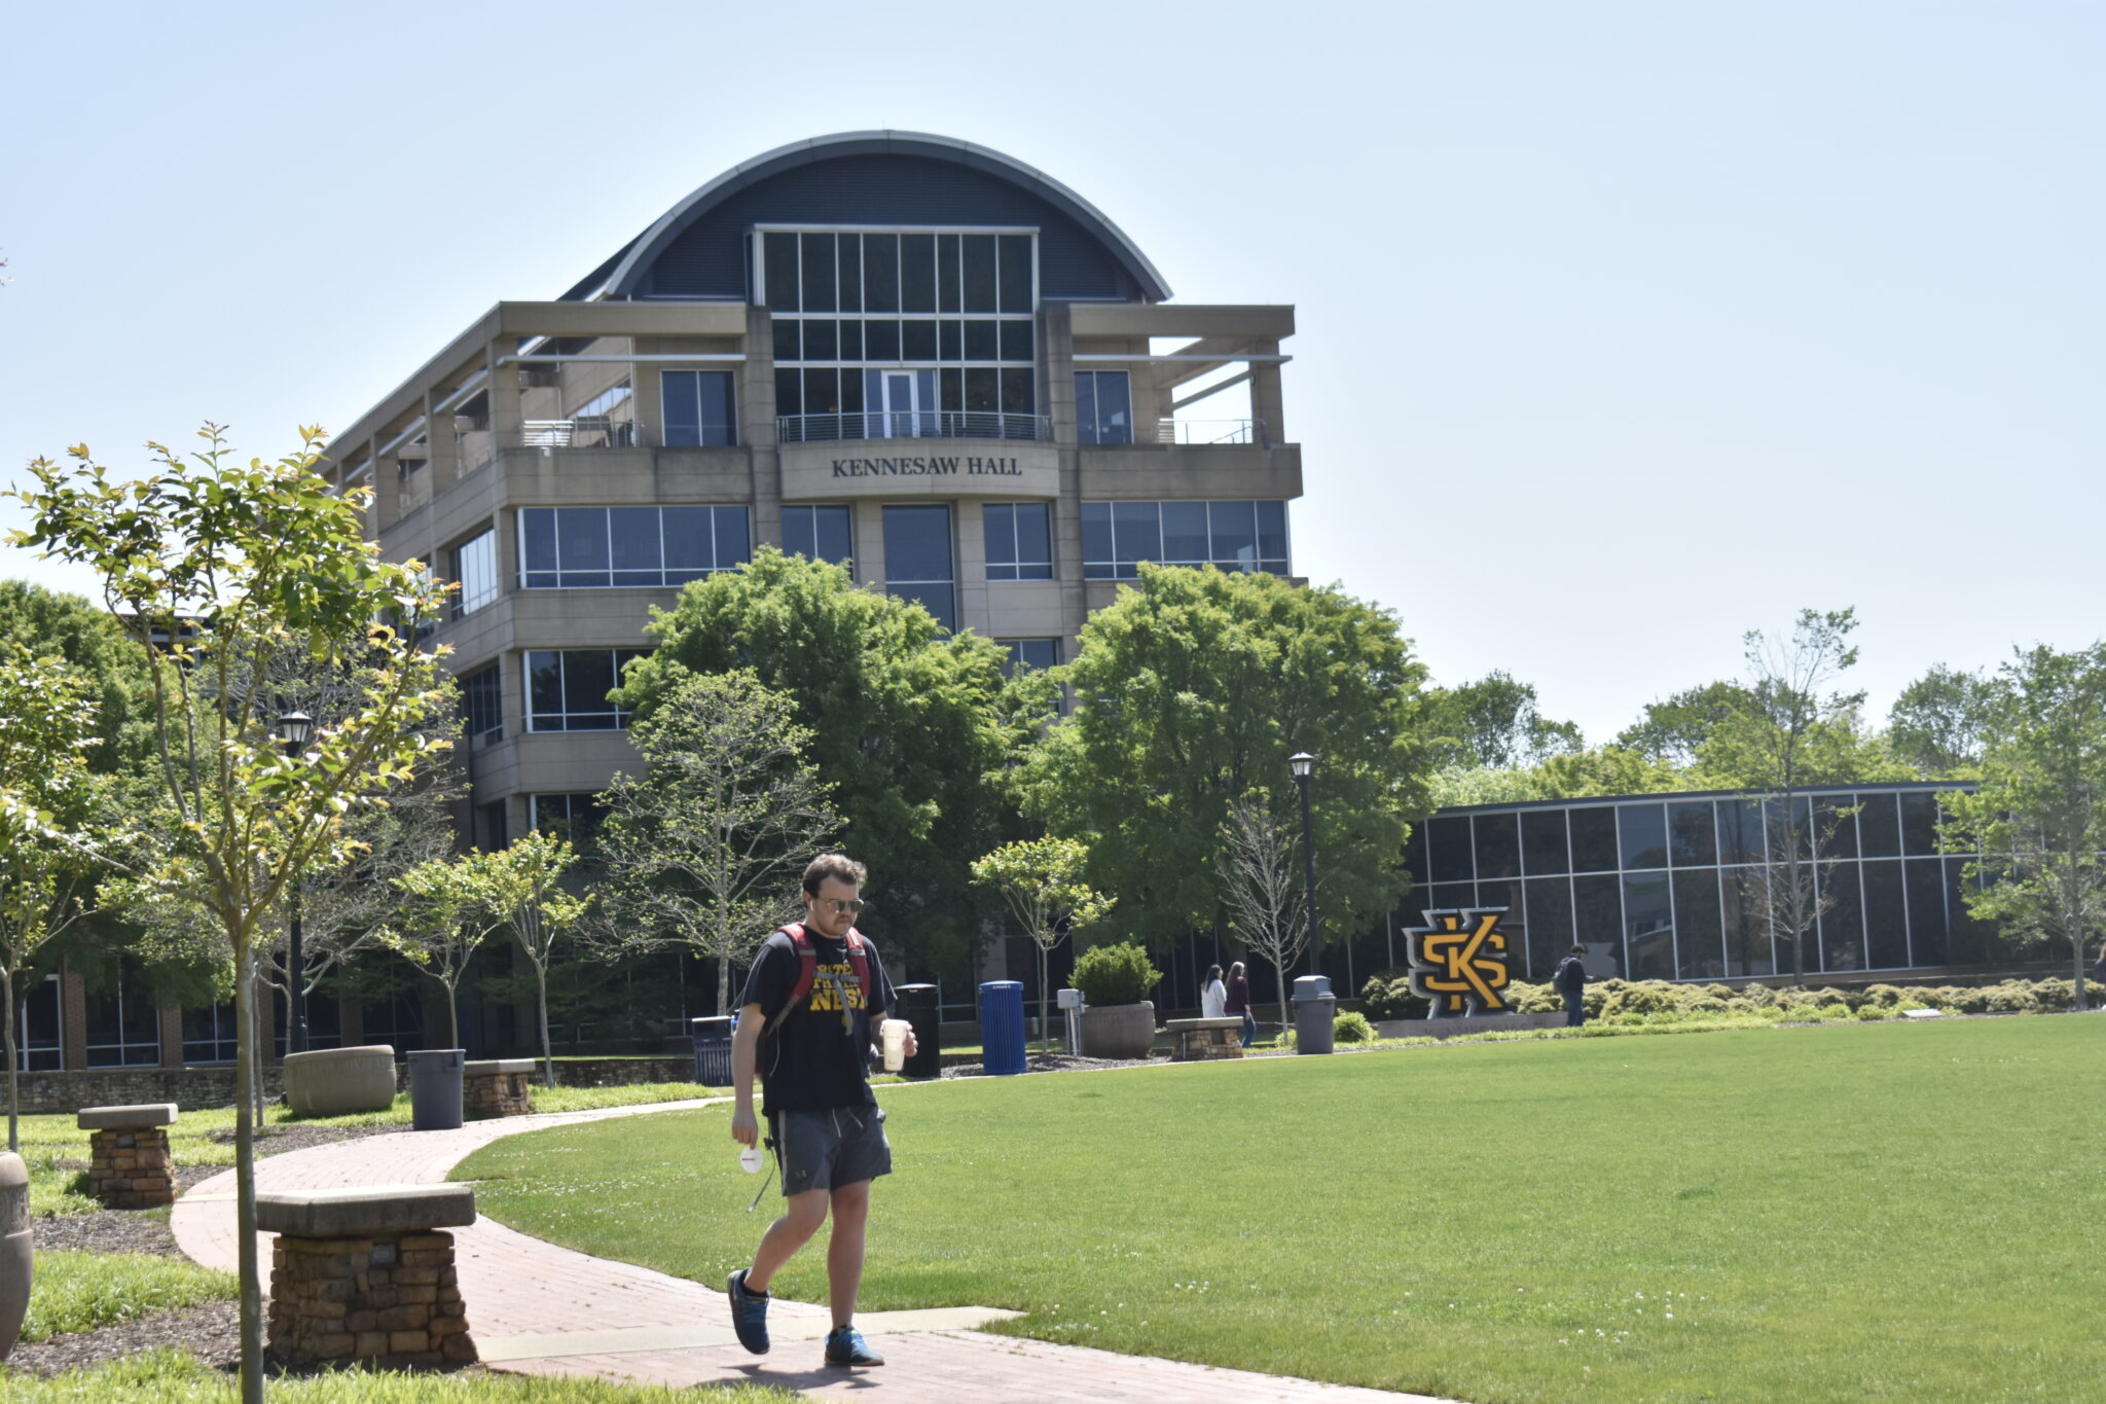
[4,1118,412,1381]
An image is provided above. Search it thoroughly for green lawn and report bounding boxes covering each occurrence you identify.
[456,1016,2106,1403]
[2,1348,797,1402]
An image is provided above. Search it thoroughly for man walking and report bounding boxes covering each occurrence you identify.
[727,853,915,1368]
[1553,944,1590,1027]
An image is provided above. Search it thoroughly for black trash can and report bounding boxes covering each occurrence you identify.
[894,983,940,1078]
[408,1048,465,1130]
[1292,975,1336,1055]
[690,1016,734,1087]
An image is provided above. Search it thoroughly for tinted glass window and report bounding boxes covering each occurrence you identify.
[1819,862,1865,971]
[863,234,898,312]
[900,234,936,312]
[1862,860,1907,968]
[1905,858,1948,964]
[1900,791,1941,856]
[800,232,836,312]
[938,234,961,313]
[836,233,861,310]
[1473,813,1520,879]
[1110,502,1160,566]
[865,319,899,361]
[1523,877,1572,978]
[522,509,557,586]
[1619,804,1668,869]
[964,320,998,361]
[1427,816,1474,884]
[1210,500,1258,570]
[1000,321,1033,361]
[1081,501,1113,577]
[1668,802,1717,866]
[1716,798,1765,864]
[764,232,798,307]
[1573,874,1623,974]
[962,235,997,311]
[557,509,608,586]
[1673,869,1723,979]
[1858,792,1901,857]
[1814,796,1858,858]
[1256,500,1289,566]
[1162,502,1209,563]
[1766,796,1814,862]
[998,235,1033,312]
[884,505,952,584]
[783,505,853,565]
[1722,867,1775,976]
[773,318,801,363]
[1569,807,1618,872]
[1623,873,1674,979]
[608,508,661,585]
[1521,809,1568,874]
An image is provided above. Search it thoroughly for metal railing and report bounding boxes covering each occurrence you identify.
[778,411,1053,444]
[520,416,639,449]
[1155,418,1265,446]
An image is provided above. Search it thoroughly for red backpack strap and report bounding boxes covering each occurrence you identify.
[769,924,819,1035]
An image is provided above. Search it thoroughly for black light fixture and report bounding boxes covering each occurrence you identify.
[1288,752,1319,971]
[274,710,313,1053]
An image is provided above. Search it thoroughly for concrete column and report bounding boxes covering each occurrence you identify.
[745,305,781,550]
[426,388,460,489]
[489,343,524,441]
[1042,305,1088,636]
[1249,340,1285,447]
[367,437,398,535]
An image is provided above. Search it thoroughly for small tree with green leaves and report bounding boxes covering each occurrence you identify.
[478,830,588,1087]
[972,836,1114,1051]
[597,669,841,1014]
[388,853,502,1051]
[1943,643,2106,1009]
[9,424,453,1404]
[0,646,110,1152]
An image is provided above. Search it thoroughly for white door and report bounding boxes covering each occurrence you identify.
[878,371,920,439]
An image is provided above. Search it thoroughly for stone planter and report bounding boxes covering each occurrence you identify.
[1079,1001,1156,1060]
[284,1045,399,1117]
[0,1151,29,1361]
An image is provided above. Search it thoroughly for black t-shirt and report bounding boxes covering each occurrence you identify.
[740,926,895,1115]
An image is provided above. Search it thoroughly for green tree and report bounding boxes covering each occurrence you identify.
[1530,744,1683,800]
[1216,790,1309,1036]
[1616,681,1756,766]
[1889,663,2000,777]
[1423,670,1583,769]
[972,836,1114,1052]
[1942,644,2106,1008]
[597,669,842,1016]
[473,831,588,1088]
[0,580,155,777]
[613,549,1014,978]
[388,852,506,1051]
[1017,564,1435,949]
[0,646,109,1151]
[9,425,453,1403]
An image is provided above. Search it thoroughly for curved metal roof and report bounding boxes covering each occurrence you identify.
[584,131,1171,302]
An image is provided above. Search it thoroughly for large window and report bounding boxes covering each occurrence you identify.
[84,960,159,1068]
[182,1003,240,1065]
[997,638,1059,674]
[530,793,608,848]
[782,505,854,565]
[662,371,737,447]
[1081,500,1290,578]
[12,975,60,1072]
[984,502,1052,580]
[448,529,499,618]
[762,227,1038,440]
[519,506,749,589]
[1075,371,1132,445]
[461,664,503,742]
[883,505,955,631]
[526,649,646,731]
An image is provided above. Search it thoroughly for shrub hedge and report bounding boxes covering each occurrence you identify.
[1476,975,2085,1027]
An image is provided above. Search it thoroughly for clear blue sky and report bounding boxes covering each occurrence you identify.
[4,1,2100,745]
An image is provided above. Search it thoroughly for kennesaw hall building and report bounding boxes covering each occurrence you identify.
[325,130,1300,856]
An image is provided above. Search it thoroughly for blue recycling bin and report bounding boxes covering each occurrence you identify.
[978,980,1027,1076]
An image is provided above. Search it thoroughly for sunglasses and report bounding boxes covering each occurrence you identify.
[820,898,866,915]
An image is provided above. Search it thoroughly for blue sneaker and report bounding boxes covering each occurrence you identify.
[727,1268,769,1355]
[825,1325,885,1367]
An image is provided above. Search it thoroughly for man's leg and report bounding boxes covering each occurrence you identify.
[748,1187,831,1292]
[825,1179,871,1328]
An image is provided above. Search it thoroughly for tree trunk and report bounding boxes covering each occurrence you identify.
[249,971,267,1123]
[233,939,264,1404]
[1276,956,1290,1046]
[4,965,18,1154]
[2076,940,2088,1014]
[718,958,732,1018]
[536,963,555,1089]
[444,982,461,1051]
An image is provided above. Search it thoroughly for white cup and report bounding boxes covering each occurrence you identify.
[881,1018,908,1073]
[739,1145,763,1174]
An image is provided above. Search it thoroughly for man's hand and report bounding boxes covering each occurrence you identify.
[901,1025,919,1058]
[731,1106,759,1147]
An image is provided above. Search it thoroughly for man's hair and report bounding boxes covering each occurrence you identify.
[802,852,868,896]
[1569,944,1587,955]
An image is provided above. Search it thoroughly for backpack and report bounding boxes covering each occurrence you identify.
[765,922,872,1036]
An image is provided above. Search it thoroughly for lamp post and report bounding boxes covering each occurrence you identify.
[1288,752,1319,972]
[274,710,313,1054]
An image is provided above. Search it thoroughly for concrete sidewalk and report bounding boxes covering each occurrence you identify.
[172,1097,1450,1402]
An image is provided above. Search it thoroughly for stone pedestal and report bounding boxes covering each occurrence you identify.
[77,1103,177,1209]
[1165,1017,1244,1061]
[260,1184,477,1369]
[284,1045,399,1117]
[462,1058,536,1120]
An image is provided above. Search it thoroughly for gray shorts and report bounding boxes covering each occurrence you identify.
[771,1104,891,1197]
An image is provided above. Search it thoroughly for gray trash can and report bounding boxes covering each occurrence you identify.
[1292,975,1336,1055]
[690,1016,734,1086]
[407,1048,465,1130]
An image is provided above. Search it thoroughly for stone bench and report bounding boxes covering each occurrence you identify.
[283,1045,399,1117]
[1165,1017,1244,1061]
[77,1103,177,1208]
[258,1184,477,1370]
[462,1058,536,1120]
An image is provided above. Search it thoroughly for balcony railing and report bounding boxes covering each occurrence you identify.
[1155,418,1265,446]
[521,416,639,449]
[778,411,1052,444]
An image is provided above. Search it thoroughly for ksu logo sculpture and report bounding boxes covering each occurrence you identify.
[1406,908,1514,1015]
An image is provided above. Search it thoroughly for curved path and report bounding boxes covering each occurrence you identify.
[173,1096,1450,1402]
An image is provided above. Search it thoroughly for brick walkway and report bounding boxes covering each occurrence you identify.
[172,1097,1451,1402]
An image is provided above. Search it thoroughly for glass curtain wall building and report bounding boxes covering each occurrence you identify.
[1400,783,1986,984]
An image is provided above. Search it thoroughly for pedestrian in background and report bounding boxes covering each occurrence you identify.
[1554,945,1590,1028]
[1226,961,1257,1046]
[1201,964,1227,1019]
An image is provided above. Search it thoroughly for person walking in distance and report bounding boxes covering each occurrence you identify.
[1226,960,1257,1047]
[727,853,915,1368]
[1201,964,1228,1020]
[1553,944,1590,1028]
